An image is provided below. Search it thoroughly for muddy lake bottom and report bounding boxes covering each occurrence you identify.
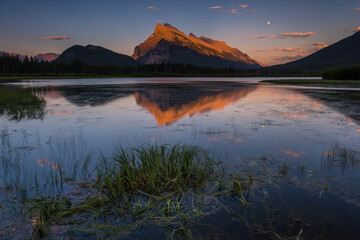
[0,77,360,239]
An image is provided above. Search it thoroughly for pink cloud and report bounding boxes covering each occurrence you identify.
[157,19,163,23]
[279,32,316,38]
[239,5,249,8]
[208,6,223,9]
[272,54,308,61]
[312,42,329,49]
[253,48,302,52]
[230,9,239,14]
[93,20,99,24]
[352,26,360,32]
[39,36,70,40]
[355,7,360,10]
[147,6,161,11]
[274,47,303,52]
[246,34,277,39]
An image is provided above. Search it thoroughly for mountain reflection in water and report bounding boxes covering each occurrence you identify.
[33,82,256,125]
[134,84,255,126]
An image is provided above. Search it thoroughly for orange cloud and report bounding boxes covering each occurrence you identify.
[312,42,329,49]
[208,6,223,9]
[355,7,360,10]
[246,34,277,39]
[253,47,302,52]
[352,26,360,32]
[157,19,163,23]
[239,5,249,8]
[274,47,303,52]
[272,54,308,61]
[148,6,161,11]
[93,20,99,24]
[279,32,316,38]
[230,9,239,14]
[39,36,70,40]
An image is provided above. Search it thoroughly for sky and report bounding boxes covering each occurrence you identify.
[0,0,359,65]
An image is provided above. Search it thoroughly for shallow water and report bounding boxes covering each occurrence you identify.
[1,77,360,239]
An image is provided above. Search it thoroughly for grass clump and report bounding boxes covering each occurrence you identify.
[97,144,216,197]
[0,87,45,120]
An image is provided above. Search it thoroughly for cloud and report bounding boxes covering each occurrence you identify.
[239,5,249,8]
[274,47,303,52]
[272,54,308,61]
[312,42,328,49]
[93,20,99,24]
[39,36,70,40]
[253,47,302,53]
[246,34,277,39]
[147,6,161,11]
[157,19,163,23]
[208,6,223,9]
[279,32,316,38]
[355,8,360,10]
[230,9,239,14]
[352,26,360,32]
[253,49,272,52]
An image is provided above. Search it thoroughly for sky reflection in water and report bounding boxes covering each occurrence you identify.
[1,79,360,199]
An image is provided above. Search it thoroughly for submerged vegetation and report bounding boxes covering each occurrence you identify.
[0,87,45,120]
[25,144,253,239]
[322,64,360,80]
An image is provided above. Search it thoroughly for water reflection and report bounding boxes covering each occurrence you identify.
[1,79,360,239]
[134,83,255,126]
[321,143,360,173]
[0,87,45,121]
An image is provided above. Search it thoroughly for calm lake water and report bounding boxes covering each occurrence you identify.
[1,77,360,239]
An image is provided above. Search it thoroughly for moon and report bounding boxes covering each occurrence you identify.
[267,21,271,25]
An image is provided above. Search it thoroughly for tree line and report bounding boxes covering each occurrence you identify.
[322,64,360,80]
[0,55,317,76]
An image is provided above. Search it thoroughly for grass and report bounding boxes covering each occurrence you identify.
[262,79,360,85]
[0,87,46,120]
[97,144,216,196]
[26,144,252,239]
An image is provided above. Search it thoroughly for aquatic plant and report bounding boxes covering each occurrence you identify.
[0,87,46,120]
[26,144,253,239]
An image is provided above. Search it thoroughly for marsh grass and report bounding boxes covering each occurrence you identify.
[0,87,45,120]
[27,144,254,239]
[97,144,216,197]
[321,143,360,172]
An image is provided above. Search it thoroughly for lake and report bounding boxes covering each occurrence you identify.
[1,77,360,239]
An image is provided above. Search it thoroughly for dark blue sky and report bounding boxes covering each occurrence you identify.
[1,0,359,65]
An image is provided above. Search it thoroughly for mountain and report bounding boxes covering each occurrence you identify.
[55,45,137,66]
[132,23,263,69]
[35,53,59,62]
[275,31,360,72]
[0,51,9,56]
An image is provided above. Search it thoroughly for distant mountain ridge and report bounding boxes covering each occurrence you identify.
[55,45,137,66]
[132,23,263,69]
[273,31,360,72]
[35,53,59,62]
[0,50,59,62]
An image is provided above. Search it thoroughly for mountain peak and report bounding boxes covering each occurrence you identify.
[132,23,262,68]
